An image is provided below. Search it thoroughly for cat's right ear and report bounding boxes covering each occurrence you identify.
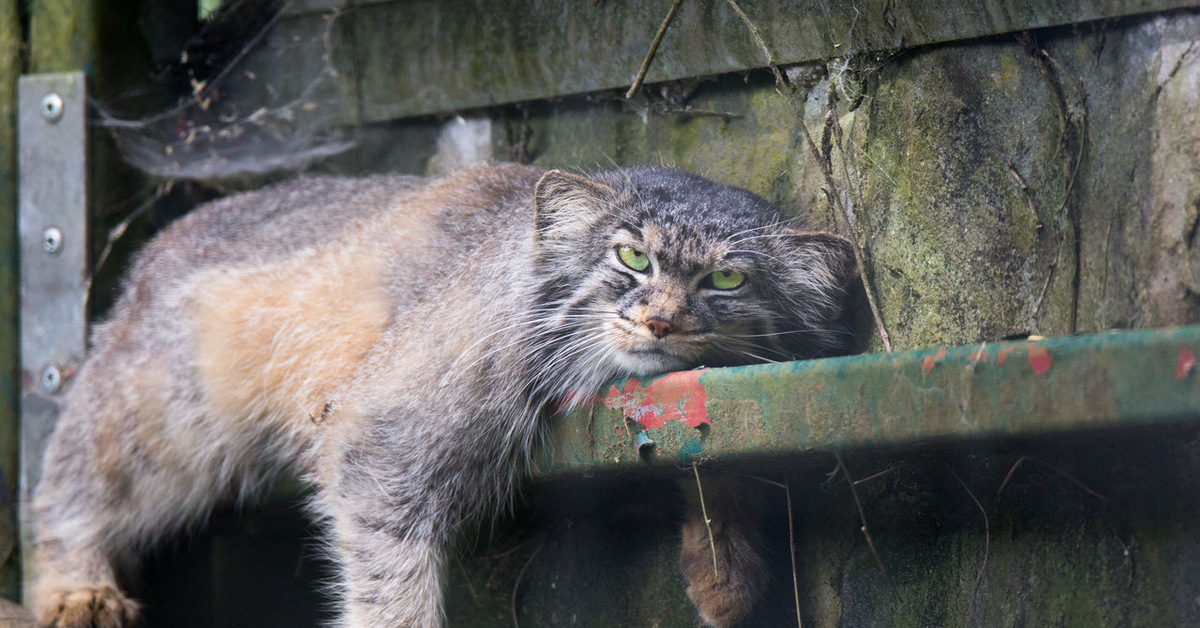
[533,170,617,242]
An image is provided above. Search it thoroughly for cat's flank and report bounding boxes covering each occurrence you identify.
[31,164,855,628]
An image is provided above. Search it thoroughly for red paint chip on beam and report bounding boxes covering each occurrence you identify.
[922,347,947,374]
[1177,347,1196,380]
[1028,345,1052,374]
[602,370,710,429]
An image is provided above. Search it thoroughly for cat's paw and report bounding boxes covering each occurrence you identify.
[35,585,138,628]
[679,521,768,628]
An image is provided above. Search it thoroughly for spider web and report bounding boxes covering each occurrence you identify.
[96,0,357,180]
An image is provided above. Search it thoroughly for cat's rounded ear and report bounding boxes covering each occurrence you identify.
[787,230,859,289]
[533,170,618,242]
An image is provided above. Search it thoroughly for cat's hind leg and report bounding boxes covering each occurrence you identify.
[29,357,282,628]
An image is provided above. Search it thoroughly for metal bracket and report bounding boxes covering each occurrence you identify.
[17,72,88,593]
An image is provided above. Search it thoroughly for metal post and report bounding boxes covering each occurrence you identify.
[16,72,88,602]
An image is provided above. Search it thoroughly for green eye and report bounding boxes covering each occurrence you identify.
[617,246,650,272]
[707,270,745,290]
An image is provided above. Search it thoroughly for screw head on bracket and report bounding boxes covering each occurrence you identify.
[41,365,62,393]
[42,226,63,254]
[41,93,64,122]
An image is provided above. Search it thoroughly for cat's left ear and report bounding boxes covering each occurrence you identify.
[787,230,859,289]
[533,170,618,242]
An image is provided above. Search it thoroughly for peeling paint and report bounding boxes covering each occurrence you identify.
[1177,346,1196,380]
[922,347,947,374]
[1028,345,1053,374]
[601,369,710,430]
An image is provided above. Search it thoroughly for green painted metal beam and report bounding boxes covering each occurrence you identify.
[540,327,1200,472]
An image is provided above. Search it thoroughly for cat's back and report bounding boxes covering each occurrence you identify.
[90,164,545,424]
[149,165,539,278]
[137,174,424,278]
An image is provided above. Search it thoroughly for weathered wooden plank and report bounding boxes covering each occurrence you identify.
[25,0,97,75]
[0,0,20,605]
[506,10,1200,350]
[236,0,1200,125]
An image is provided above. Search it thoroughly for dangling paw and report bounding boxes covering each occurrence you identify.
[680,513,769,627]
[36,585,138,628]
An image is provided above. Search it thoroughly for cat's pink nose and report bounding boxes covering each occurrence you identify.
[646,319,673,338]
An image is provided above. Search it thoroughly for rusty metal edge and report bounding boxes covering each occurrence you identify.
[538,327,1200,473]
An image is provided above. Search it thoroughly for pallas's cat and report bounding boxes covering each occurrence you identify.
[31,164,855,627]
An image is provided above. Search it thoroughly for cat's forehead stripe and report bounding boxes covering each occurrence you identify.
[624,217,743,269]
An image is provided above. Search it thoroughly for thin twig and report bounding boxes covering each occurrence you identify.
[511,534,548,628]
[731,471,802,625]
[86,183,174,299]
[626,0,684,99]
[996,455,1110,503]
[723,0,775,69]
[850,137,897,188]
[1022,38,1088,332]
[1031,239,1064,317]
[693,462,720,580]
[454,553,481,603]
[1005,160,1042,231]
[1040,52,1088,224]
[784,477,804,628]
[834,452,892,591]
[941,461,989,586]
[852,465,898,486]
[725,0,892,352]
[728,471,786,489]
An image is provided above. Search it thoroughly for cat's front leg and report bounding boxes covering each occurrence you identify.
[321,429,453,628]
[329,512,447,628]
[679,474,770,628]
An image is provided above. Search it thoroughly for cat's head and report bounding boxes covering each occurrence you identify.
[531,167,857,383]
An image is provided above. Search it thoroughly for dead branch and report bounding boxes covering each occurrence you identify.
[834,452,893,593]
[626,0,684,99]
[784,477,804,628]
[511,534,548,628]
[941,461,990,586]
[1006,160,1043,231]
[852,465,899,486]
[997,455,1110,503]
[1019,34,1088,332]
[692,462,721,580]
[724,0,892,352]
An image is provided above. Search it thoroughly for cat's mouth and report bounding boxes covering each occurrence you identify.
[608,331,697,375]
[600,316,707,375]
[612,346,689,376]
